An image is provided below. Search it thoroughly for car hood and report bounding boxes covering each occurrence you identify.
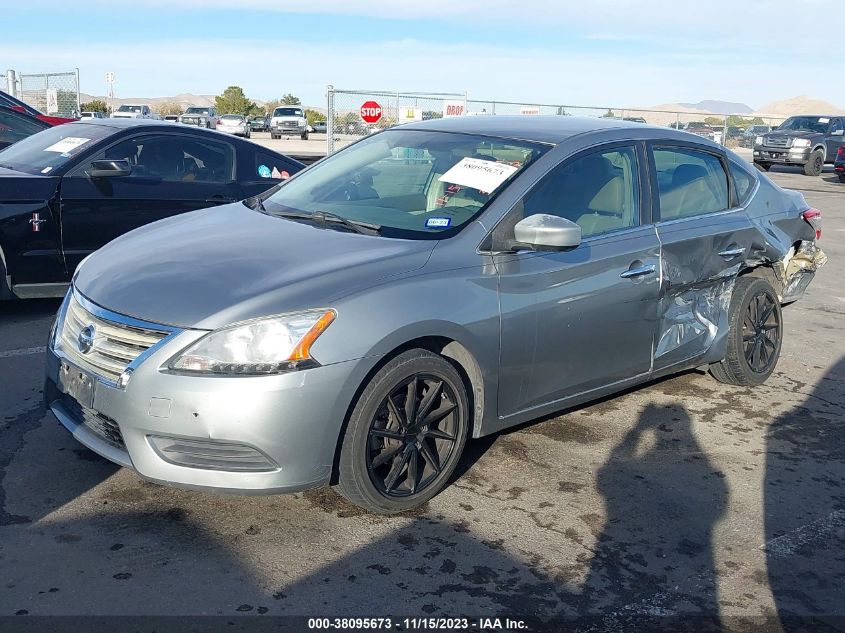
[74,202,436,330]
[765,130,822,139]
[272,116,303,121]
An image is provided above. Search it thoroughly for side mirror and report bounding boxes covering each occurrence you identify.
[87,159,132,178]
[512,214,581,251]
[831,129,844,137]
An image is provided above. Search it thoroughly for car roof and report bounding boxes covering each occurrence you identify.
[400,115,707,145]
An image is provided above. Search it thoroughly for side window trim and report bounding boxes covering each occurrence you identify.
[518,140,644,240]
[647,141,733,224]
[727,158,759,209]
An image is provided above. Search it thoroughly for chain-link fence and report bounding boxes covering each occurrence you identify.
[326,87,466,154]
[10,69,80,117]
[326,86,788,155]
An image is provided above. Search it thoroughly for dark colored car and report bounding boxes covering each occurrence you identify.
[725,126,745,141]
[249,115,269,132]
[754,115,845,176]
[0,105,50,150]
[835,145,845,182]
[0,90,77,126]
[0,119,304,300]
[44,116,826,513]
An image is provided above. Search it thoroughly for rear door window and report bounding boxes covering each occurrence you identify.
[653,147,729,221]
[728,159,756,206]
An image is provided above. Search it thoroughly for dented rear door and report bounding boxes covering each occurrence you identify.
[649,144,756,371]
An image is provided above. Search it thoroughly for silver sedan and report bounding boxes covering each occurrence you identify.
[216,114,250,138]
[45,116,826,514]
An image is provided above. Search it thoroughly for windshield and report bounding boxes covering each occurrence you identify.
[185,107,210,115]
[0,122,114,175]
[117,105,142,113]
[263,129,549,239]
[778,116,830,133]
[273,108,303,117]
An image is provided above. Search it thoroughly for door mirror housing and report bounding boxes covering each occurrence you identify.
[512,214,582,251]
[830,129,844,137]
[87,159,132,178]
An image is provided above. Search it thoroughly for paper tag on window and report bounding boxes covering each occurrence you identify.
[43,137,92,153]
[818,118,830,124]
[438,157,518,193]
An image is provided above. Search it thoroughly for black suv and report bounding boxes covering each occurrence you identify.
[754,115,845,176]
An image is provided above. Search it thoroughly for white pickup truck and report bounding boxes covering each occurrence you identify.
[270,106,308,140]
[110,104,159,120]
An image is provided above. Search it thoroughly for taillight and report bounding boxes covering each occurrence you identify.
[838,146,845,157]
[802,208,822,240]
[216,119,222,126]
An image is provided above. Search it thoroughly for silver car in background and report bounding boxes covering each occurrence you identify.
[45,117,826,514]
[216,114,251,138]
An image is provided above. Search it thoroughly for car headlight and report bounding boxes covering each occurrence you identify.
[755,136,764,145]
[792,139,811,148]
[167,309,335,375]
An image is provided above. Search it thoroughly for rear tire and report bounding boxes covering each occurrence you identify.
[710,277,782,386]
[301,131,309,141]
[803,149,824,176]
[838,174,845,183]
[754,162,771,172]
[335,349,469,514]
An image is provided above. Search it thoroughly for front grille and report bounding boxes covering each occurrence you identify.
[60,394,125,448]
[58,294,169,383]
[766,137,792,148]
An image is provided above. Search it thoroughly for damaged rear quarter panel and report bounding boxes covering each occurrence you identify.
[743,175,826,302]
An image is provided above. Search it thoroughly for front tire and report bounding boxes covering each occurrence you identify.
[301,131,309,141]
[837,173,845,183]
[335,349,469,514]
[710,277,782,386]
[804,149,824,176]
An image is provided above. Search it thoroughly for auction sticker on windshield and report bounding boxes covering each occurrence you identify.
[439,157,518,193]
[43,137,92,154]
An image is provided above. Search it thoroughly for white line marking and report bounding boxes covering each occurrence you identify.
[761,510,845,559]
[0,346,47,359]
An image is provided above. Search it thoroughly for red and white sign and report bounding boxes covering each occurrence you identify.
[360,101,383,124]
[520,106,540,116]
[443,101,466,118]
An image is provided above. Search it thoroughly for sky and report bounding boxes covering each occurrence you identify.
[3,0,842,110]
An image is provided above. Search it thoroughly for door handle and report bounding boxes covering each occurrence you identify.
[718,247,746,259]
[620,264,656,279]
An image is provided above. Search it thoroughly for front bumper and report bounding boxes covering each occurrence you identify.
[754,146,812,164]
[44,299,368,494]
[271,124,306,134]
[180,119,209,127]
[218,127,248,135]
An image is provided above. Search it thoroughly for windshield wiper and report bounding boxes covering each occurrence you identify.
[270,209,381,236]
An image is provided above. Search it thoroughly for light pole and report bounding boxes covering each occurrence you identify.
[105,71,115,115]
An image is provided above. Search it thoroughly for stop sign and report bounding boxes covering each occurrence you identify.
[360,101,383,124]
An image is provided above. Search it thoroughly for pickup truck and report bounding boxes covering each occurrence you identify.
[754,115,845,176]
[179,106,218,129]
[270,106,308,140]
[111,104,158,120]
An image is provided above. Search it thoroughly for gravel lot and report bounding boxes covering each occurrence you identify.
[1,167,843,630]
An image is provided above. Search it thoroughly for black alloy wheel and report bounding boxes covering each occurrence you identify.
[742,291,780,374]
[366,373,460,497]
[336,349,469,514]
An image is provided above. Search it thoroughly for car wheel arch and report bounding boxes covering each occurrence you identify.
[328,334,486,485]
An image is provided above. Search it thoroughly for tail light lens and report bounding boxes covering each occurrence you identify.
[838,146,845,157]
[802,208,822,240]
